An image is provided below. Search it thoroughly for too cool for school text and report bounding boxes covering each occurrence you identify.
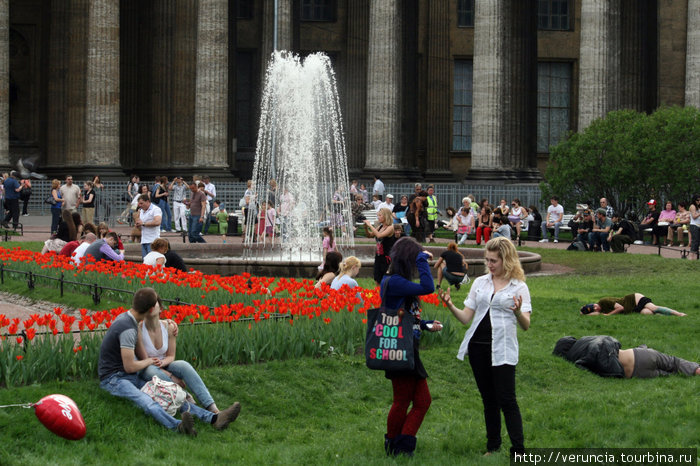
[368,313,409,361]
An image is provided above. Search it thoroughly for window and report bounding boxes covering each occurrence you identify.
[300,0,335,21]
[538,0,572,30]
[537,62,572,152]
[236,51,255,149]
[236,0,253,19]
[452,60,473,152]
[457,0,475,27]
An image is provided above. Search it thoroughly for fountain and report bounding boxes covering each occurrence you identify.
[243,51,354,262]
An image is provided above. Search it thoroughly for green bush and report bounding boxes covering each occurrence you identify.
[541,106,700,217]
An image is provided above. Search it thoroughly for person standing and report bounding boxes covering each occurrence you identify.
[2,171,21,229]
[688,194,700,256]
[425,185,439,243]
[202,176,216,235]
[19,178,31,216]
[48,179,64,235]
[153,176,172,233]
[186,181,207,243]
[59,175,81,213]
[372,175,385,201]
[170,176,188,233]
[379,237,442,457]
[135,194,162,257]
[438,236,531,455]
[81,181,96,225]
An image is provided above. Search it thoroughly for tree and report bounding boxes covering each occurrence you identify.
[541,107,700,219]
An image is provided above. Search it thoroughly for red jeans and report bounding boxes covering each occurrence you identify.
[476,226,492,245]
[387,376,432,437]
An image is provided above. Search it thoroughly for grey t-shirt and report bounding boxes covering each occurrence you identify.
[98,312,138,380]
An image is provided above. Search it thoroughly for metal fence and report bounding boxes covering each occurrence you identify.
[15,180,544,225]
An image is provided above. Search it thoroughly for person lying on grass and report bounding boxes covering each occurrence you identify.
[579,293,686,316]
[135,296,232,416]
[98,287,240,436]
[553,335,700,378]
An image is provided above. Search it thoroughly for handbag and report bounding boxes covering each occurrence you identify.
[365,283,415,371]
[140,375,187,416]
[44,194,57,205]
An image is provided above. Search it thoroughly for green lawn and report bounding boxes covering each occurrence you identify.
[0,247,698,465]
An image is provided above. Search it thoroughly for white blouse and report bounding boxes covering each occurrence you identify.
[141,321,169,361]
[457,273,532,366]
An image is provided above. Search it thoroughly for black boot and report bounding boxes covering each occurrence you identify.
[384,434,396,456]
[393,435,416,457]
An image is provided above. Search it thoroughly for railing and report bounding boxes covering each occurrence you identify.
[18,179,545,226]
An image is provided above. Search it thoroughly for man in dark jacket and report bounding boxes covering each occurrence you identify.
[553,335,699,378]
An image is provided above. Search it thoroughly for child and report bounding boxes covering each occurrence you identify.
[265,200,276,238]
[256,201,267,240]
[371,194,382,211]
[456,206,474,245]
[215,200,229,243]
[319,226,336,271]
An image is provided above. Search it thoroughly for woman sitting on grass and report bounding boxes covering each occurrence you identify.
[330,256,362,298]
[42,210,77,253]
[135,298,238,418]
[315,251,342,288]
[579,293,686,316]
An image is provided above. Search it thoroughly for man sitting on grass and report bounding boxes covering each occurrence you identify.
[98,287,240,436]
[553,335,700,378]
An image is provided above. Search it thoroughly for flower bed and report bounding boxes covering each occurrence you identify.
[0,246,448,386]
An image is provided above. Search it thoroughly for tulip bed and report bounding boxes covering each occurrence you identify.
[0,246,452,387]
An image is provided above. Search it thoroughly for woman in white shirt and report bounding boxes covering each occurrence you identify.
[438,236,531,455]
[143,238,168,267]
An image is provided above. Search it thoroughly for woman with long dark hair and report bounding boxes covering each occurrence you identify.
[380,236,442,457]
[315,251,342,288]
[438,236,530,455]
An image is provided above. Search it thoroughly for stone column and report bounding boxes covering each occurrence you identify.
[193,0,228,168]
[0,0,8,167]
[469,0,507,178]
[578,0,621,130]
[85,0,120,167]
[364,0,402,172]
[686,0,700,107]
[424,0,451,177]
[344,0,369,173]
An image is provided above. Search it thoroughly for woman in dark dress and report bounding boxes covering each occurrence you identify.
[364,208,398,286]
[379,236,442,456]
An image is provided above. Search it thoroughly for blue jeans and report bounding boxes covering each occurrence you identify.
[141,243,151,258]
[203,200,214,234]
[100,372,214,430]
[188,217,206,243]
[50,208,62,234]
[159,200,172,232]
[140,361,215,409]
[588,232,610,251]
[541,221,562,240]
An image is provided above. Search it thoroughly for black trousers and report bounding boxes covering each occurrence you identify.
[3,199,19,228]
[468,341,524,454]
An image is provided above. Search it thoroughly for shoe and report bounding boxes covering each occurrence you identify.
[22,213,29,217]
[553,239,558,243]
[1,222,9,229]
[539,239,549,243]
[393,435,416,457]
[213,402,241,430]
[633,240,643,245]
[177,412,197,436]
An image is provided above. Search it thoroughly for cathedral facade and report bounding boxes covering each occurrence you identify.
[1,0,698,181]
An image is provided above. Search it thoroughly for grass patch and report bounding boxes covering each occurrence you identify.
[0,244,698,464]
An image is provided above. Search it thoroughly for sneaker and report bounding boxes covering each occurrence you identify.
[213,402,241,431]
[539,238,549,243]
[177,412,197,436]
[553,239,559,243]
[22,213,29,217]
[633,240,643,245]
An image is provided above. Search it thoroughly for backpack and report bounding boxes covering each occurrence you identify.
[567,240,586,251]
